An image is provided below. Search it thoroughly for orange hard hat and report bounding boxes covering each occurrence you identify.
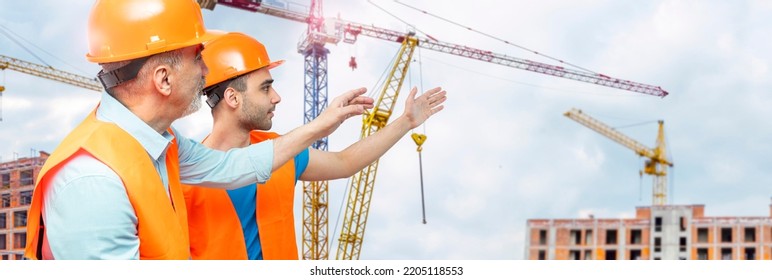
[201,32,284,107]
[86,0,222,63]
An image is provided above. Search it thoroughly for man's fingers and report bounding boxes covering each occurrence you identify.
[344,87,368,101]
[349,95,374,104]
[331,87,368,107]
[341,104,367,117]
[408,86,418,100]
[431,105,445,115]
[421,87,442,98]
[429,90,447,104]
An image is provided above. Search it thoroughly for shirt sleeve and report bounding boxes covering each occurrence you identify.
[293,148,310,182]
[173,127,273,189]
[42,154,139,260]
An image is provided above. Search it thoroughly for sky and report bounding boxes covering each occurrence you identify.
[1,0,771,260]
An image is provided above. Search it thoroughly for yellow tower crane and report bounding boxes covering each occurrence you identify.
[564,108,673,205]
[0,54,102,120]
[336,35,418,260]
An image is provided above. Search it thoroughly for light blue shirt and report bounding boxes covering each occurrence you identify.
[40,92,274,260]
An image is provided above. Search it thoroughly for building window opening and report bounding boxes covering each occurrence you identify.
[721,248,732,260]
[680,217,687,231]
[679,237,687,252]
[697,228,708,243]
[654,217,662,232]
[629,249,641,260]
[0,233,6,250]
[14,254,22,260]
[654,237,662,253]
[20,169,34,186]
[744,247,756,260]
[605,249,617,260]
[630,229,642,245]
[13,210,26,227]
[1,193,9,207]
[1,254,7,260]
[538,229,547,245]
[13,232,26,249]
[19,190,32,206]
[538,250,546,260]
[606,229,617,245]
[583,250,592,260]
[584,229,593,245]
[569,250,581,260]
[570,229,581,245]
[1,173,10,189]
[697,248,708,260]
[0,212,6,229]
[744,227,755,243]
[721,227,732,243]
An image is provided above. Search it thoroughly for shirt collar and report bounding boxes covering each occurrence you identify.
[95,92,174,161]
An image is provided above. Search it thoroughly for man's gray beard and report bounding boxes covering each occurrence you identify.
[181,80,205,117]
[182,93,202,117]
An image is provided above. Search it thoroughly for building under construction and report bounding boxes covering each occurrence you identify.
[0,151,48,260]
[525,203,772,260]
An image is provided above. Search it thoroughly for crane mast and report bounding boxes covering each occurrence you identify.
[299,0,333,261]
[564,108,673,205]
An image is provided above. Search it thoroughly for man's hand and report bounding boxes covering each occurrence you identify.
[313,87,374,137]
[403,86,447,129]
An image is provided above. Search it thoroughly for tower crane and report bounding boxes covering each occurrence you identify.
[564,108,673,205]
[0,54,102,120]
[197,0,670,259]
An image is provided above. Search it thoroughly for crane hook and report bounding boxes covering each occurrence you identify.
[411,133,426,152]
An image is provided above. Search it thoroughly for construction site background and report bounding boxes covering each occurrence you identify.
[0,151,48,260]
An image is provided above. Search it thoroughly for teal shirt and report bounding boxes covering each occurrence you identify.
[226,148,309,260]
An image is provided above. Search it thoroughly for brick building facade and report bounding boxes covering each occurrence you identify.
[526,203,772,260]
[0,151,48,260]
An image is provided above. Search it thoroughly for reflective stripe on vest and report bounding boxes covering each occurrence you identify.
[183,131,298,260]
[25,108,190,259]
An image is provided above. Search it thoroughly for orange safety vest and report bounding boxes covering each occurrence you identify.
[25,109,190,260]
[183,131,299,260]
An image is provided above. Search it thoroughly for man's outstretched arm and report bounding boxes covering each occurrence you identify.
[301,86,447,181]
[274,87,374,172]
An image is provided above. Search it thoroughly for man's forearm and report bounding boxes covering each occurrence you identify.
[272,120,327,171]
[337,115,412,176]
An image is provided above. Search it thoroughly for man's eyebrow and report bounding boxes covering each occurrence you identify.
[260,79,274,87]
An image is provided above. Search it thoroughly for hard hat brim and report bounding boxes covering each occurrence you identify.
[266,60,285,70]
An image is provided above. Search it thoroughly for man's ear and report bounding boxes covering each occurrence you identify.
[223,87,240,109]
[152,65,172,97]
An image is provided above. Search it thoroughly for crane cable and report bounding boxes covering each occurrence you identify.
[392,0,600,75]
[0,24,91,76]
[409,46,428,224]
[367,0,432,39]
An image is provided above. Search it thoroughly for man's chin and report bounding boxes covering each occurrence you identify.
[181,96,203,118]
